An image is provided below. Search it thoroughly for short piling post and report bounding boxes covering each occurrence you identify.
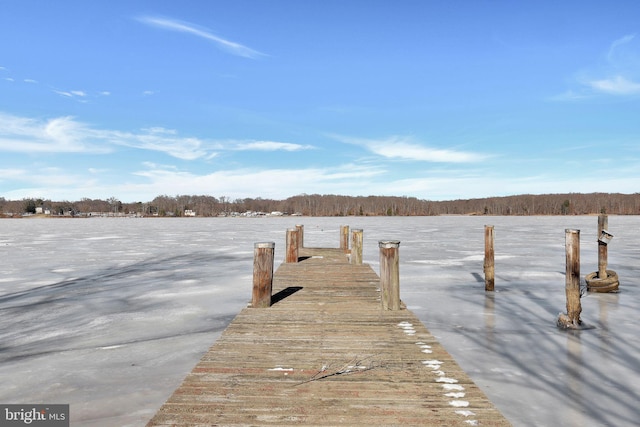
[286,228,299,263]
[597,214,608,280]
[558,229,582,328]
[351,229,363,265]
[379,240,401,310]
[295,224,304,249]
[340,225,350,253]
[252,242,275,308]
[484,225,495,291]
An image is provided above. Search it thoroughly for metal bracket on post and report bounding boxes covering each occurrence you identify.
[598,230,613,245]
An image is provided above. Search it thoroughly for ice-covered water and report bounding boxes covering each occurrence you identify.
[1,216,638,426]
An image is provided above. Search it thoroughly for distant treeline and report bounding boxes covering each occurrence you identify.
[2,192,640,217]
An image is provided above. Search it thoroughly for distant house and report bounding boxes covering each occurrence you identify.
[35,207,43,214]
[184,209,196,217]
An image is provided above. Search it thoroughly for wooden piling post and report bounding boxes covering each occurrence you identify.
[598,214,608,279]
[252,242,275,308]
[351,229,363,265]
[564,229,582,326]
[586,214,618,292]
[340,225,350,253]
[484,225,495,291]
[286,228,299,263]
[379,240,401,310]
[295,224,304,249]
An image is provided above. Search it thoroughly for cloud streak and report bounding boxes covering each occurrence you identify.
[334,135,488,163]
[0,113,314,160]
[556,33,640,99]
[607,33,636,61]
[587,75,640,95]
[234,141,315,151]
[0,114,109,154]
[130,163,385,200]
[137,16,266,59]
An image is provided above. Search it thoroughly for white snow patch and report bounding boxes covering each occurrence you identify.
[268,367,294,371]
[442,384,465,391]
[445,392,465,398]
[456,410,475,417]
[436,377,458,383]
[449,400,470,407]
[421,349,433,353]
[464,420,478,426]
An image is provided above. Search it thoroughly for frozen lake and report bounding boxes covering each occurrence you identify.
[1,216,638,426]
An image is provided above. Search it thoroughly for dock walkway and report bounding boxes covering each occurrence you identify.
[147,246,510,426]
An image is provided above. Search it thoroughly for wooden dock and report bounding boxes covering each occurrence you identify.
[147,246,511,426]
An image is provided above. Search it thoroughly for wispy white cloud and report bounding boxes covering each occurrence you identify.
[0,113,313,161]
[334,135,488,163]
[0,113,209,158]
[548,90,590,101]
[24,79,38,84]
[549,34,640,101]
[555,33,640,99]
[0,167,27,181]
[51,88,100,103]
[12,154,640,202]
[53,90,74,98]
[131,163,384,200]
[0,114,109,153]
[137,16,266,59]
[0,66,14,82]
[234,141,315,151]
[590,34,640,95]
[607,33,636,61]
[102,127,214,161]
[587,75,640,95]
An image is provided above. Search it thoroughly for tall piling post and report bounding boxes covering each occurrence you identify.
[351,229,363,265]
[379,240,401,310]
[340,225,350,253]
[586,214,618,292]
[597,214,608,279]
[558,229,582,328]
[484,225,495,291]
[286,228,299,263]
[295,224,304,249]
[252,242,275,308]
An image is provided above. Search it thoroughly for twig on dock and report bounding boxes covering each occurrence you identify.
[295,355,378,386]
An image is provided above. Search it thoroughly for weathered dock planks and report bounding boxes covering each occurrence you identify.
[147,246,511,426]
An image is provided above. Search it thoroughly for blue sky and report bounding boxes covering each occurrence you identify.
[1,1,639,203]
